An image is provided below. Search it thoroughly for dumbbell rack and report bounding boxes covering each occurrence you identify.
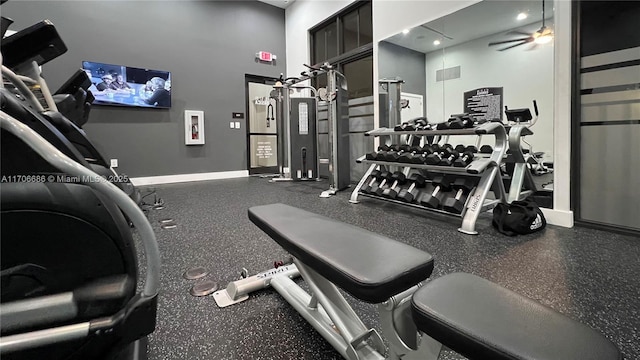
[350,122,508,235]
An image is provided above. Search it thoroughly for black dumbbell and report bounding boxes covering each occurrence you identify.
[414,118,429,130]
[447,116,464,129]
[384,144,411,162]
[366,144,392,160]
[442,178,476,214]
[420,175,452,208]
[453,151,474,167]
[410,144,436,164]
[438,150,460,166]
[425,145,454,165]
[454,144,466,153]
[397,174,426,203]
[420,123,439,131]
[394,121,416,131]
[398,146,423,163]
[366,145,385,160]
[401,144,432,164]
[360,170,383,194]
[375,144,394,160]
[381,144,398,161]
[448,114,475,129]
[381,172,408,199]
[465,145,478,153]
[480,145,493,154]
[436,122,450,130]
[369,171,393,195]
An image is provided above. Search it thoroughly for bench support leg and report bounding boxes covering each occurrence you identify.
[271,275,351,358]
[379,286,442,360]
[272,259,386,360]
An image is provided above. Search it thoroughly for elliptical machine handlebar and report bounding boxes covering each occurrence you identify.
[530,99,539,128]
[2,65,46,112]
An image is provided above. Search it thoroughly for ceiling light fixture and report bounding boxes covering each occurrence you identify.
[489,0,553,51]
[534,33,553,44]
[433,39,441,46]
[402,29,410,35]
[517,12,528,20]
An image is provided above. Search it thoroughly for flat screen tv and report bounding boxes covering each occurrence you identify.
[82,61,171,109]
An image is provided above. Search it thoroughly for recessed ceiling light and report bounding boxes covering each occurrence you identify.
[517,12,528,20]
[433,39,441,46]
[402,29,410,35]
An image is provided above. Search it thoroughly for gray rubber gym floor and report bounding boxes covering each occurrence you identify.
[139,177,639,360]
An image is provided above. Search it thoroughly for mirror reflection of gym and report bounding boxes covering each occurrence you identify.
[378,0,555,207]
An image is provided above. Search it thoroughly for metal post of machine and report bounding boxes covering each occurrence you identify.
[320,68,350,197]
[289,86,318,181]
[271,85,291,182]
[378,78,404,146]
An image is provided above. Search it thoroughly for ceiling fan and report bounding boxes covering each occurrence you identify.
[488,0,553,51]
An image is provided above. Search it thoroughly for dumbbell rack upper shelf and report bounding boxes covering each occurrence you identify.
[351,122,509,235]
[364,122,500,136]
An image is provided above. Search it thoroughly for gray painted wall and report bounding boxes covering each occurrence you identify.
[2,0,286,177]
[378,41,426,115]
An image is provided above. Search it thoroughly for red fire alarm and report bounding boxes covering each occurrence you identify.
[256,51,276,62]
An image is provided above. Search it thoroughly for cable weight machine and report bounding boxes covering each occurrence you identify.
[269,62,350,198]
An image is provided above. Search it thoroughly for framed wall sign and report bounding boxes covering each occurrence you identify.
[185,110,204,145]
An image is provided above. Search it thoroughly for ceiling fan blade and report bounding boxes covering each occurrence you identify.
[489,37,532,46]
[499,41,529,51]
[507,30,533,36]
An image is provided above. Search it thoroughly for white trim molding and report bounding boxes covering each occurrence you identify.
[552,0,573,224]
[130,170,249,186]
[541,208,574,228]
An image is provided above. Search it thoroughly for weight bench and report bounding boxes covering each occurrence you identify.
[248,203,621,360]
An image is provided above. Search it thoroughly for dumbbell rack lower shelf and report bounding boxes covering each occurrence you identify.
[350,122,509,235]
[356,191,502,218]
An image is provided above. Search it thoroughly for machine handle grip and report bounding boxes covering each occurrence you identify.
[533,100,539,116]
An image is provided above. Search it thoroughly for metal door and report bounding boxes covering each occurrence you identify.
[246,76,278,175]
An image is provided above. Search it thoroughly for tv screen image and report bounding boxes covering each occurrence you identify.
[82,61,171,109]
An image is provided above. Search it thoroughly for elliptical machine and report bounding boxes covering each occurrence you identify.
[504,100,553,176]
[0,14,160,360]
[0,109,160,360]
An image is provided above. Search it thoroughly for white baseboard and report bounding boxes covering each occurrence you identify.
[541,208,574,228]
[130,170,249,186]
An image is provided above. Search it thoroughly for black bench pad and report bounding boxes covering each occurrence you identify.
[248,203,434,303]
[411,273,621,360]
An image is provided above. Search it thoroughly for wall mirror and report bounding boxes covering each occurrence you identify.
[378,0,555,207]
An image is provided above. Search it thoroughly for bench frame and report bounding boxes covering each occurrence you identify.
[215,257,443,360]
[218,203,621,360]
